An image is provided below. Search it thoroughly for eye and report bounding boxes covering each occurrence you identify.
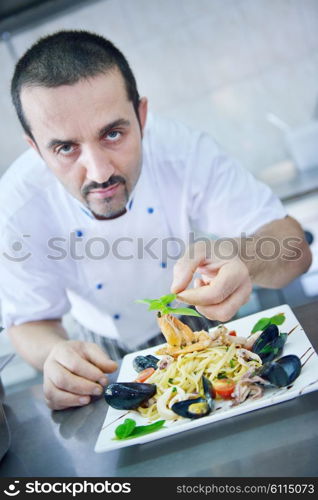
[106,130,121,142]
[57,144,76,156]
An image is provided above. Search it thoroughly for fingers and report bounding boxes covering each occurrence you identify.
[44,376,91,411]
[54,341,117,385]
[48,361,105,397]
[82,342,118,374]
[196,279,252,322]
[171,241,211,293]
[43,340,118,411]
[177,259,248,306]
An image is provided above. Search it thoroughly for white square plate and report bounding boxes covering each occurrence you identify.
[95,305,318,453]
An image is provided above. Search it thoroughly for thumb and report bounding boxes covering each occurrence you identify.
[82,342,118,373]
[171,242,209,293]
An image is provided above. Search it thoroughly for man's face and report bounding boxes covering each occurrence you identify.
[21,70,147,219]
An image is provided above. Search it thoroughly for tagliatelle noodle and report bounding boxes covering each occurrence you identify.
[137,343,261,421]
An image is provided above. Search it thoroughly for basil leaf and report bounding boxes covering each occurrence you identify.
[130,420,166,438]
[270,313,285,325]
[136,294,201,317]
[172,307,202,317]
[148,300,164,311]
[159,293,177,305]
[114,419,166,440]
[115,418,137,439]
[251,317,271,333]
[161,306,171,315]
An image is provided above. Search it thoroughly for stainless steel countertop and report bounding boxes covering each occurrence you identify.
[1,302,318,477]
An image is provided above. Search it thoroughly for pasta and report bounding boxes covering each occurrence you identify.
[138,342,262,421]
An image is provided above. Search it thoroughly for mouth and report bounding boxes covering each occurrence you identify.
[88,183,121,199]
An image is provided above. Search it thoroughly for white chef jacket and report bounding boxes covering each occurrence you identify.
[0,113,286,349]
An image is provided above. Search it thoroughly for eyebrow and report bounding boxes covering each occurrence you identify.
[46,118,131,150]
[98,118,131,139]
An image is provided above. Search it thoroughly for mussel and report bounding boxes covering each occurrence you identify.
[171,397,211,419]
[256,354,301,387]
[133,355,159,373]
[104,382,156,410]
[171,376,214,419]
[252,324,287,363]
[202,375,214,411]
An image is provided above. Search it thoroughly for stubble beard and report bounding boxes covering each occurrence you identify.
[87,183,130,219]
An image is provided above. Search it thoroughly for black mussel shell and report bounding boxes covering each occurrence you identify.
[133,355,159,372]
[252,324,279,358]
[257,354,301,387]
[104,382,156,409]
[256,332,288,364]
[202,376,214,410]
[171,397,211,419]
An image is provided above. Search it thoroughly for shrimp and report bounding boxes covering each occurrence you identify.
[156,314,212,357]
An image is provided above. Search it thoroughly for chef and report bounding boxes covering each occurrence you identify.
[0,31,311,410]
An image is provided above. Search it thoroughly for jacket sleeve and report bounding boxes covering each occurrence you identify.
[0,226,71,328]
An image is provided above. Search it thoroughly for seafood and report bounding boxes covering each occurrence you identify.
[236,348,263,367]
[252,324,279,352]
[104,382,156,410]
[133,354,159,372]
[251,324,288,363]
[256,354,301,387]
[171,376,214,419]
[156,316,250,357]
[171,397,211,419]
[231,373,270,406]
[156,386,186,419]
[156,313,212,357]
[202,376,214,411]
[209,325,247,348]
[157,355,174,370]
[157,313,195,346]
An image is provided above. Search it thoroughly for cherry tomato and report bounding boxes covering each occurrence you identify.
[212,378,235,399]
[228,330,237,336]
[134,367,155,383]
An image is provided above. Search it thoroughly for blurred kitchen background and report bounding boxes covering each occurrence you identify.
[0,0,317,391]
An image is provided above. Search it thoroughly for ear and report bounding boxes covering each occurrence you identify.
[23,133,43,158]
[24,134,38,151]
[138,97,148,136]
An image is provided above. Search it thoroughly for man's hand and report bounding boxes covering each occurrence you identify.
[171,241,252,322]
[43,340,117,410]
[171,217,312,322]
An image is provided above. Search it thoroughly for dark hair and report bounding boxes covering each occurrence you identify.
[11,30,140,138]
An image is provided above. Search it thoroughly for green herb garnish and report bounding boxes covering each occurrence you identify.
[136,293,202,317]
[229,359,235,368]
[114,418,165,440]
[217,372,227,379]
[168,378,174,384]
[251,312,285,333]
[172,387,177,393]
[115,418,137,439]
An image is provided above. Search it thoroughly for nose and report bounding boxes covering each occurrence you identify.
[82,145,115,183]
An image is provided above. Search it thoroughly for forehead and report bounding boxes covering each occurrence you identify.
[21,70,133,139]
